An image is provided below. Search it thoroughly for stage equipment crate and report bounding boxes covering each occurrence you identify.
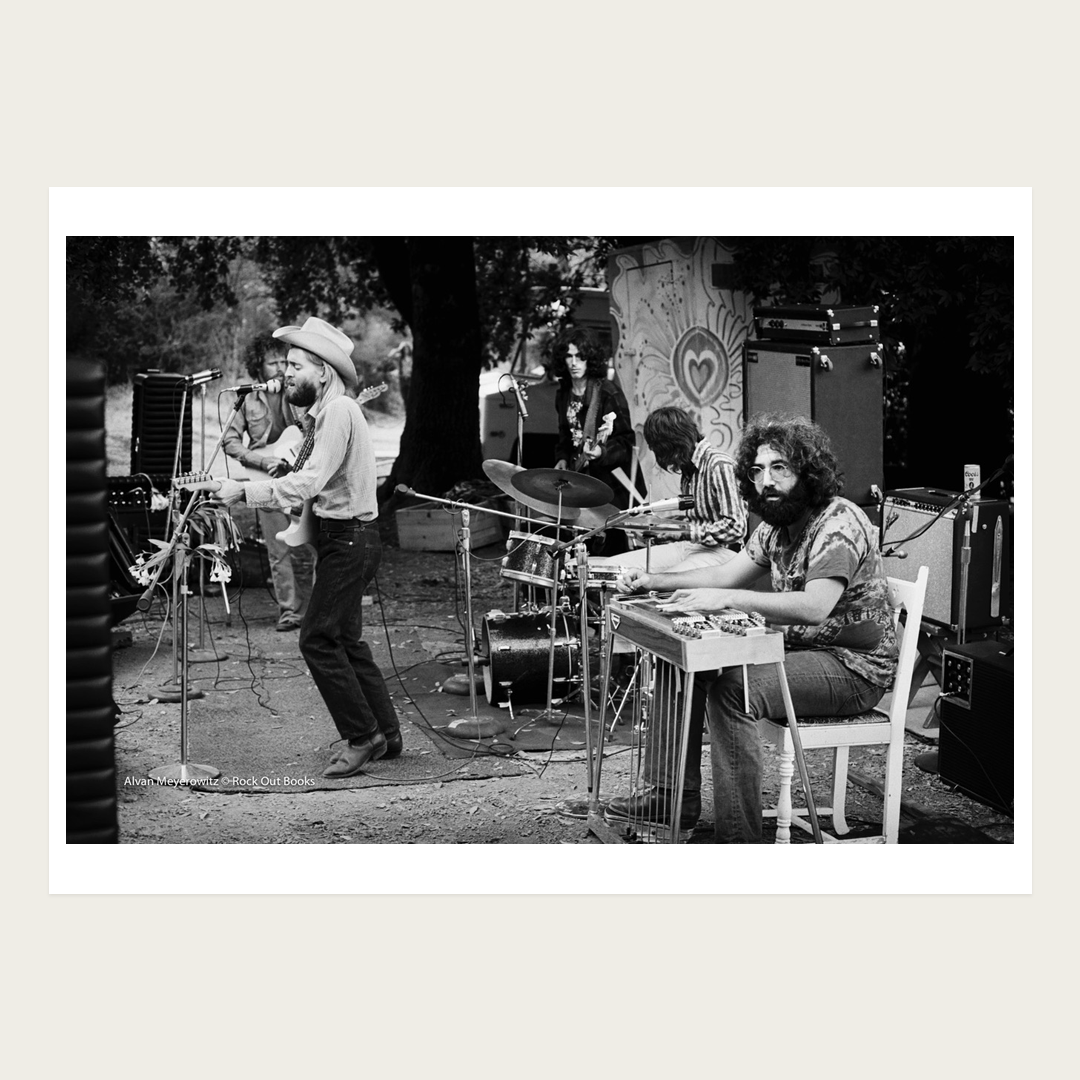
[395,499,504,552]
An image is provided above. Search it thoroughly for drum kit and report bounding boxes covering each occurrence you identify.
[402,460,693,724]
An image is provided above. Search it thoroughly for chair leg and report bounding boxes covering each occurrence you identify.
[881,734,905,843]
[774,744,794,845]
[831,746,851,836]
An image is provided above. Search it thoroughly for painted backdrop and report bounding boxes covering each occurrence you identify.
[609,237,753,499]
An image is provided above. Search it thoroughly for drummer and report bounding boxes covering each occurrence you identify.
[593,405,747,576]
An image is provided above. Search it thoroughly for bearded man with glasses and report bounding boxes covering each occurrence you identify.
[614,414,897,842]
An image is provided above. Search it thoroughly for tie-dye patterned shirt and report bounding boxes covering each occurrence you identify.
[745,497,898,688]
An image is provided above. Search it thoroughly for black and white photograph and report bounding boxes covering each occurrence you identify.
[53,193,1030,893]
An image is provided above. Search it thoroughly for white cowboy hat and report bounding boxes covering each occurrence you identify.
[273,316,359,390]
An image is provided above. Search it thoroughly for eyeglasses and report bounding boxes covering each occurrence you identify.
[748,462,795,484]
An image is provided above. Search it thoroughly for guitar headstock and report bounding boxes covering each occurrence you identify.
[174,471,222,493]
[597,411,617,443]
[357,381,389,405]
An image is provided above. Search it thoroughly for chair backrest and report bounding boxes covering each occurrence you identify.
[883,566,929,729]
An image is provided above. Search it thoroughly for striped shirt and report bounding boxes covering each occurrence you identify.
[677,439,746,548]
[244,395,378,522]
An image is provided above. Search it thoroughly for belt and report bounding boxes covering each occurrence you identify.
[317,516,370,531]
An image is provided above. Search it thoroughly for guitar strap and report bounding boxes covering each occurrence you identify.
[292,414,317,472]
[582,379,601,445]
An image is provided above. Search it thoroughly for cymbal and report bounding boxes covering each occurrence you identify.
[511,468,614,509]
[576,502,622,530]
[482,459,580,522]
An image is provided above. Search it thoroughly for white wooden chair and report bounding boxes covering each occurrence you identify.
[759,566,929,844]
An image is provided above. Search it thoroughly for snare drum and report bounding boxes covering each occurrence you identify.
[501,530,561,588]
[480,612,578,705]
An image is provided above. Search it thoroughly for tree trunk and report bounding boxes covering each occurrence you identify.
[377,238,485,505]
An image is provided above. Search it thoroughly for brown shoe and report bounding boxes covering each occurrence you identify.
[382,731,403,759]
[322,733,387,778]
[604,789,701,829]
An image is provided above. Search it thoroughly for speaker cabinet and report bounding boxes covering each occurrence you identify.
[882,489,1011,631]
[743,340,884,505]
[131,371,192,476]
[938,640,1014,814]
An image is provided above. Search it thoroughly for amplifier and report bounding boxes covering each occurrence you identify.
[743,339,884,505]
[131,372,193,476]
[938,640,1014,814]
[881,488,1011,630]
[753,304,881,345]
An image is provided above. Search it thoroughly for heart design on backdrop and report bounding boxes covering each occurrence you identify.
[672,326,728,408]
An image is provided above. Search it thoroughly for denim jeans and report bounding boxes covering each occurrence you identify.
[707,649,885,843]
[299,523,398,745]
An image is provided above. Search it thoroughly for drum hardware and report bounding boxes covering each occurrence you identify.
[501,531,561,589]
[479,610,579,707]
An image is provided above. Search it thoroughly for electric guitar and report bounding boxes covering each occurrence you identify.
[245,426,306,476]
[276,383,389,548]
[574,411,617,472]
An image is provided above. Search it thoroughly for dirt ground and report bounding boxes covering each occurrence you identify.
[104,387,1014,846]
[110,514,1014,846]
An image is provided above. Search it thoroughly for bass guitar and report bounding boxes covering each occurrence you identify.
[574,410,616,472]
[276,383,389,548]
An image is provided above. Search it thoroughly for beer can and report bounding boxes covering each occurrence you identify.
[964,464,980,493]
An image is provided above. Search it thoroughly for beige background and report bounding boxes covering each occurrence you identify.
[17,0,1059,1074]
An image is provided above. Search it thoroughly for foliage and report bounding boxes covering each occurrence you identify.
[729,236,1014,473]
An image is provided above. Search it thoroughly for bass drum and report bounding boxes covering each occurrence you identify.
[481,612,578,706]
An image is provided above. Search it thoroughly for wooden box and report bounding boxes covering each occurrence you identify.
[395,499,504,552]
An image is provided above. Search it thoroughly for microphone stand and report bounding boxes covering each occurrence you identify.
[458,508,482,722]
[148,520,221,784]
[187,379,231,663]
[508,373,529,612]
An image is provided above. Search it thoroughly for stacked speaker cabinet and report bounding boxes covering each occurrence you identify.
[881,488,1011,632]
[131,371,192,477]
[744,306,884,506]
[937,640,1014,814]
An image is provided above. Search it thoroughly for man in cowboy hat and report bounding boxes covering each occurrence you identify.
[214,317,402,778]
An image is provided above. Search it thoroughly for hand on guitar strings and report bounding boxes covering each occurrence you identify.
[657,587,739,614]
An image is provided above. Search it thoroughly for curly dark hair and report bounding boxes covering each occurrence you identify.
[549,327,608,383]
[736,413,844,509]
[242,337,281,380]
[643,407,702,472]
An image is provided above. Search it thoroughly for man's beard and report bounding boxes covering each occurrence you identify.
[286,380,317,408]
[754,479,811,528]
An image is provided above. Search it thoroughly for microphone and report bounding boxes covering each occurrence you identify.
[507,375,529,419]
[187,368,222,385]
[224,378,282,395]
[395,483,416,496]
[633,495,695,514]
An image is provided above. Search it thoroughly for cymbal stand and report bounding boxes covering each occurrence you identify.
[539,484,569,724]
[457,508,481,721]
